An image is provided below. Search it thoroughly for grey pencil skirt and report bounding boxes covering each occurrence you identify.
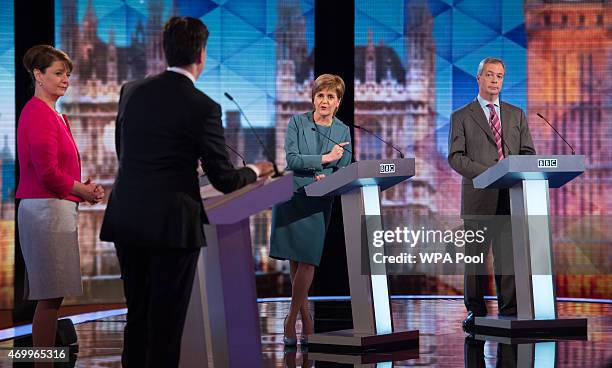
[18,198,83,300]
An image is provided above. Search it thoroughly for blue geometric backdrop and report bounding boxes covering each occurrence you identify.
[356,0,527,155]
[0,0,15,155]
[56,0,314,127]
[0,0,14,309]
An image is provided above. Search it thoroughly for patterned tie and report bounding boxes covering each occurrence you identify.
[486,103,504,161]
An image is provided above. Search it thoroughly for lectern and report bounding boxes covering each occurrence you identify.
[179,174,293,368]
[304,158,419,350]
[473,155,587,335]
[473,333,586,367]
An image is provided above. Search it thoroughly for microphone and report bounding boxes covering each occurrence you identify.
[225,143,246,167]
[537,113,575,155]
[310,127,353,154]
[224,92,281,177]
[347,122,404,158]
[488,120,513,156]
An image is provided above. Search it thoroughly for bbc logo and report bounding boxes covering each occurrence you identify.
[538,158,558,168]
[379,163,396,174]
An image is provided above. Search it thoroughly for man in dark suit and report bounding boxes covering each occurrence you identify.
[448,57,536,331]
[100,17,272,367]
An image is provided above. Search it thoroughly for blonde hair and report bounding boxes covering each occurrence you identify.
[311,74,345,115]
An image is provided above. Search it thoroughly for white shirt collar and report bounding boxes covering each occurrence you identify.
[166,67,196,84]
[477,94,500,109]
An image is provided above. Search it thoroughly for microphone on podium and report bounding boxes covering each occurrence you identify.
[345,122,404,158]
[224,92,282,177]
[536,113,576,155]
[200,144,252,187]
[224,143,246,167]
[310,127,353,154]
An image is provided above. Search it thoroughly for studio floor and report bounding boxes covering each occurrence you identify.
[1,298,610,367]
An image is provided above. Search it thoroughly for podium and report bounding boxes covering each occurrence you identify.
[179,174,294,368]
[472,333,586,367]
[304,158,419,350]
[472,155,587,335]
[308,348,418,366]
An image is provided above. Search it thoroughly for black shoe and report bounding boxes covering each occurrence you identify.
[464,334,481,346]
[462,311,476,332]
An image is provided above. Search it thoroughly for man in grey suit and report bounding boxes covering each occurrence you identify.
[448,57,536,331]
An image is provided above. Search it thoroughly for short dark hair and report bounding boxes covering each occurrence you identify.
[162,16,209,67]
[22,44,73,85]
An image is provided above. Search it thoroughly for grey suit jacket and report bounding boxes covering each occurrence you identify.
[448,99,536,216]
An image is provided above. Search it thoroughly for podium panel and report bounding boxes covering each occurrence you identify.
[472,155,587,336]
[180,174,293,368]
[305,159,419,350]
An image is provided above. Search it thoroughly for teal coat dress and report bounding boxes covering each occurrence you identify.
[270,111,352,266]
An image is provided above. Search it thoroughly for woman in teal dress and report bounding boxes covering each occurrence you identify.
[270,74,352,345]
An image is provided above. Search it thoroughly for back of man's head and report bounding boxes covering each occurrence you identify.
[163,16,209,67]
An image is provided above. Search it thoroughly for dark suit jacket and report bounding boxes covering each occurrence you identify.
[448,99,536,216]
[100,71,256,248]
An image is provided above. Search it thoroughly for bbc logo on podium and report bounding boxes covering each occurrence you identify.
[538,158,558,168]
[379,163,396,174]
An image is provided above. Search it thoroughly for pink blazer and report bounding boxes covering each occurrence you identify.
[16,96,82,202]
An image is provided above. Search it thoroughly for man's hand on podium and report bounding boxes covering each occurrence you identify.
[254,161,274,177]
[314,173,326,181]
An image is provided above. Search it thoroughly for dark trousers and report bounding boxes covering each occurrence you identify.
[115,244,200,368]
[464,190,517,317]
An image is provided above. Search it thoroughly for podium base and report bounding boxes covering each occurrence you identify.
[474,333,588,345]
[475,316,587,337]
[307,329,419,353]
[308,348,418,364]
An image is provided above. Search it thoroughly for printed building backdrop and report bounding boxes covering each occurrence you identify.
[52,0,314,304]
[355,0,611,299]
[1,0,609,309]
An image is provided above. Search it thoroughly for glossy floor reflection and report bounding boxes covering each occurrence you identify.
[1,299,610,367]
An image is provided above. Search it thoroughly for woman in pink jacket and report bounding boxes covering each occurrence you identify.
[16,45,104,354]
